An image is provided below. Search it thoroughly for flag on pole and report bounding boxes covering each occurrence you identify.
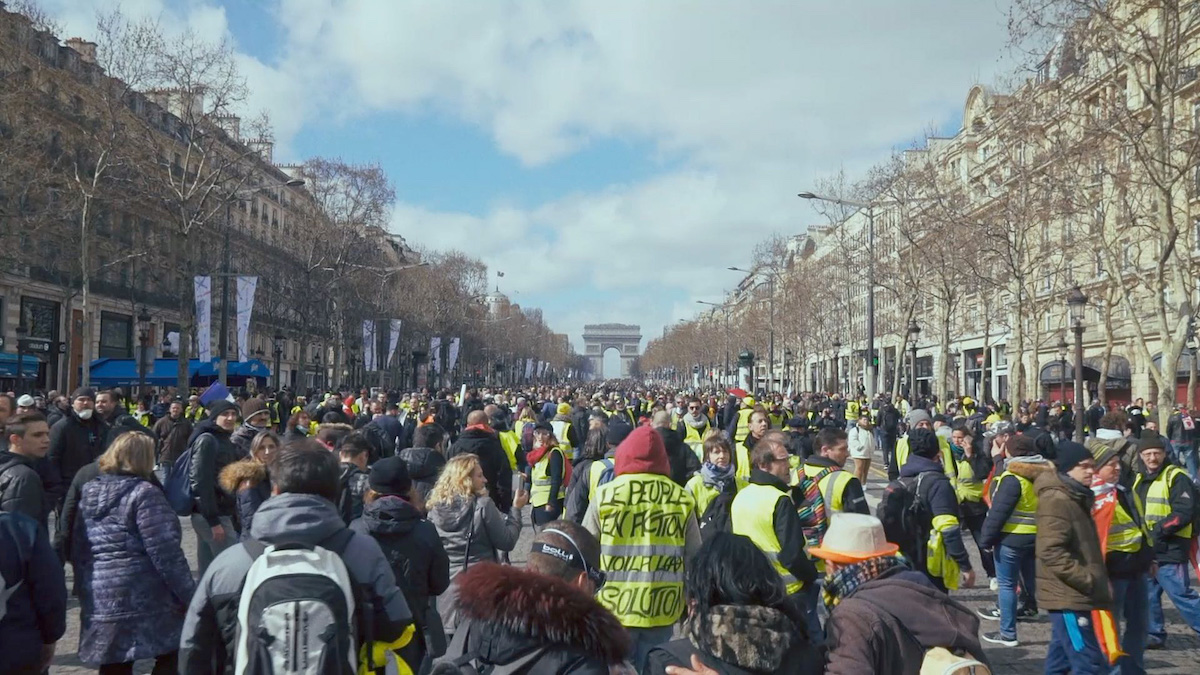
[362,320,377,371]
[194,276,212,362]
[430,337,442,373]
[448,337,461,373]
[235,276,258,362]
[387,320,402,367]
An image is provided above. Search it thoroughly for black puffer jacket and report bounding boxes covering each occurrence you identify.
[186,423,242,526]
[431,563,629,675]
[0,451,46,527]
[229,423,263,456]
[48,411,108,500]
[400,447,446,506]
[448,428,512,512]
[350,495,449,620]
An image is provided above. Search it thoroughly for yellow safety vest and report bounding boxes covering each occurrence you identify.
[953,452,984,503]
[132,411,151,427]
[595,473,693,628]
[730,482,803,594]
[1108,499,1145,554]
[684,473,746,517]
[268,401,281,425]
[1135,465,1194,540]
[589,457,615,499]
[733,407,753,444]
[996,471,1038,535]
[811,465,856,514]
[514,419,531,440]
[735,440,753,483]
[530,447,566,507]
[186,406,206,423]
[768,412,788,429]
[680,422,708,460]
[846,400,860,420]
[498,431,519,471]
[551,420,573,453]
[896,435,957,483]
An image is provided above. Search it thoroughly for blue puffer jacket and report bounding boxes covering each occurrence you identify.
[74,473,195,666]
[0,511,66,674]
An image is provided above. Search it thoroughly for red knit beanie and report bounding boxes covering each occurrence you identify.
[614,426,670,477]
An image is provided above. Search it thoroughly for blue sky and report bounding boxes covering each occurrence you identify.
[47,0,1014,367]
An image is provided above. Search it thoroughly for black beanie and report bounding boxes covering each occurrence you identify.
[207,399,239,420]
[909,428,940,458]
[607,422,633,446]
[72,387,96,401]
[1054,441,1092,473]
[369,457,412,496]
[1138,430,1165,453]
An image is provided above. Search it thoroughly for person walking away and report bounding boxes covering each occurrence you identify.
[564,427,609,523]
[179,442,414,674]
[566,422,630,524]
[447,410,513,514]
[731,431,820,640]
[152,400,192,473]
[847,410,876,485]
[352,457,450,671]
[186,400,242,576]
[437,521,631,673]
[48,387,107,511]
[1132,431,1200,648]
[0,510,66,675]
[1035,442,1115,673]
[655,410,701,486]
[1166,404,1198,482]
[0,411,51,527]
[402,423,448,508]
[526,421,569,528]
[428,454,527,642]
[978,434,1049,645]
[583,425,701,670]
[337,432,373,525]
[948,424,996,586]
[549,402,580,459]
[1090,440,1152,674]
[686,433,746,540]
[74,433,195,675]
[647,531,823,675]
[218,430,278,542]
[811,513,989,675]
[894,409,956,484]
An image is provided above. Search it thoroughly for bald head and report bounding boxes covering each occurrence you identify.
[651,410,671,428]
[466,410,490,427]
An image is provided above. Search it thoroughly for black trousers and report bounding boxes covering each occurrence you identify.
[98,651,177,675]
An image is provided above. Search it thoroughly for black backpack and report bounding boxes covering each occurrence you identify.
[876,471,937,570]
[361,421,393,464]
[433,620,546,675]
[698,489,736,541]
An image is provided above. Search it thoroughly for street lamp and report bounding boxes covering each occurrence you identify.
[784,348,794,392]
[729,267,778,393]
[832,339,842,393]
[273,331,285,391]
[136,307,151,398]
[218,178,306,386]
[15,322,28,394]
[1057,337,1069,407]
[1066,285,1088,441]
[908,320,921,398]
[799,191,876,399]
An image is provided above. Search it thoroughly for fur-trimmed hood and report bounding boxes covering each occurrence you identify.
[434,562,630,670]
[219,458,268,493]
[1004,455,1054,481]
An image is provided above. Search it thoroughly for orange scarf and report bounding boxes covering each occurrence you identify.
[1090,484,1125,666]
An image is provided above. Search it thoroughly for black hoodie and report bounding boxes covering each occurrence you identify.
[48,410,108,500]
[186,420,242,526]
[400,446,447,506]
[349,495,449,618]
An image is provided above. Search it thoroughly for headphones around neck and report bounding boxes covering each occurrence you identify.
[537,528,606,590]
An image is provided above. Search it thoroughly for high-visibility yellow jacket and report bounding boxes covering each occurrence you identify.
[731,482,803,593]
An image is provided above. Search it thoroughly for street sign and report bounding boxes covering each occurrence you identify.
[56,341,67,354]
[18,338,51,354]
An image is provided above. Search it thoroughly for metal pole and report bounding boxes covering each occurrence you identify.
[911,343,918,399]
[866,207,877,399]
[274,350,282,391]
[15,345,24,395]
[1074,325,1085,441]
[218,201,231,386]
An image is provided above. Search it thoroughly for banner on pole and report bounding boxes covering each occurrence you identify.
[447,337,461,374]
[430,337,442,373]
[363,320,377,372]
[235,276,257,362]
[524,358,534,380]
[194,276,212,362]
[388,320,402,367]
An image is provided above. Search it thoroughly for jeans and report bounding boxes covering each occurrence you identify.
[1173,442,1199,482]
[995,544,1036,640]
[882,435,898,480]
[627,625,675,672]
[1045,611,1109,674]
[1147,562,1200,641]
[1110,575,1148,675]
[794,579,825,645]
[190,513,236,576]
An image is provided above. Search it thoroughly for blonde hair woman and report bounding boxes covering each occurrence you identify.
[220,430,280,541]
[75,432,195,674]
[428,453,528,638]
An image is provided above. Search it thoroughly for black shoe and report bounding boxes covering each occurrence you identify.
[975,607,1001,621]
[981,632,1018,647]
[1016,606,1038,620]
[1146,638,1166,650]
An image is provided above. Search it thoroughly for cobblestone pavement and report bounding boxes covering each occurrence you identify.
[54,471,1200,674]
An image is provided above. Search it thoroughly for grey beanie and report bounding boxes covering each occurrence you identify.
[906,408,933,428]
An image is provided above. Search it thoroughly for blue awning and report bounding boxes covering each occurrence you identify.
[90,358,272,385]
[0,353,42,378]
[192,359,271,379]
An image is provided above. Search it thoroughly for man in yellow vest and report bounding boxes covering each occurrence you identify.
[1133,431,1200,648]
[550,402,579,458]
[185,395,206,423]
[583,425,700,670]
[729,396,756,445]
[1091,438,1152,670]
[948,424,996,585]
[900,428,975,594]
[735,409,770,482]
[895,409,956,483]
[803,428,869,518]
[978,434,1051,646]
[675,398,711,460]
[731,430,819,637]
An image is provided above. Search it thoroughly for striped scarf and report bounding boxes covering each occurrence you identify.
[823,554,910,610]
[796,465,837,550]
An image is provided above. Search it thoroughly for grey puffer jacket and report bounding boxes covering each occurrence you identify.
[428,495,522,633]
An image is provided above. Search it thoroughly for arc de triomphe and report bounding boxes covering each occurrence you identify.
[583,324,642,379]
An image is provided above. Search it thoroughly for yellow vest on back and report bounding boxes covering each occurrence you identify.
[497,431,519,471]
[731,482,803,593]
[595,473,694,628]
[995,471,1037,535]
[733,407,753,444]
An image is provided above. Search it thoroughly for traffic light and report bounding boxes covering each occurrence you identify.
[871,350,880,367]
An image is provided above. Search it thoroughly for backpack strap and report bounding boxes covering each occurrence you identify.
[442,620,547,675]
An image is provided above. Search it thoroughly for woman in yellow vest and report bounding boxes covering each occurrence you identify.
[949,425,996,582]
[526,421,569,529]
[684,432,746,539]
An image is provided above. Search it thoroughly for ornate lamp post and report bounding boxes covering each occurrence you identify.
[136,308,151,398]
[1067,285,1088,441]
[1057,337,1069,406]
[14,322,28,394]
[273,331,285,391]
[908,320,920,398]
[832,339,842,393]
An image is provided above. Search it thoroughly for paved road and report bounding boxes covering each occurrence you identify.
[54,470,1200,674]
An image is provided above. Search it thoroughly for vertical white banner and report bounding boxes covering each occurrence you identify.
[362,320,377,372]
[388,319,402,367]
[537,361,545,377]
[194,276,212,362]
[447,337,461,374]
[524,358,534,379]
[429,336,442,373]
[235,276,257,362]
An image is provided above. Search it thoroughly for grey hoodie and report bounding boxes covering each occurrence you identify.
[179,493,413,675]
[428,495,521,634]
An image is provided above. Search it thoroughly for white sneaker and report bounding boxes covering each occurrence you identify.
[989,577,999,592]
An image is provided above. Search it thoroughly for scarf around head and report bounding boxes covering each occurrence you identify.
[823,554,910,611]
[701,461,736,491]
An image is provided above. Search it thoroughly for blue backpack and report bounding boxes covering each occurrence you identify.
[163,436,201,516]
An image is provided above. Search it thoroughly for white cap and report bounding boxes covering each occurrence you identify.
[16,394,35,408]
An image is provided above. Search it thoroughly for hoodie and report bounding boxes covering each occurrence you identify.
[179,493,413,675]
[428,494,522,634]
[350,495,449,622]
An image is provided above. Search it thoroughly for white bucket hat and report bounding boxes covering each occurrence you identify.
[808,513,899,564]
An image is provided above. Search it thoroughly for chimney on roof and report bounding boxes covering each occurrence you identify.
[247,138,274,164]
[65,38,97,64]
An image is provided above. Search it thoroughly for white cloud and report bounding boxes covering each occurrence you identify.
[39,0,1016,351]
